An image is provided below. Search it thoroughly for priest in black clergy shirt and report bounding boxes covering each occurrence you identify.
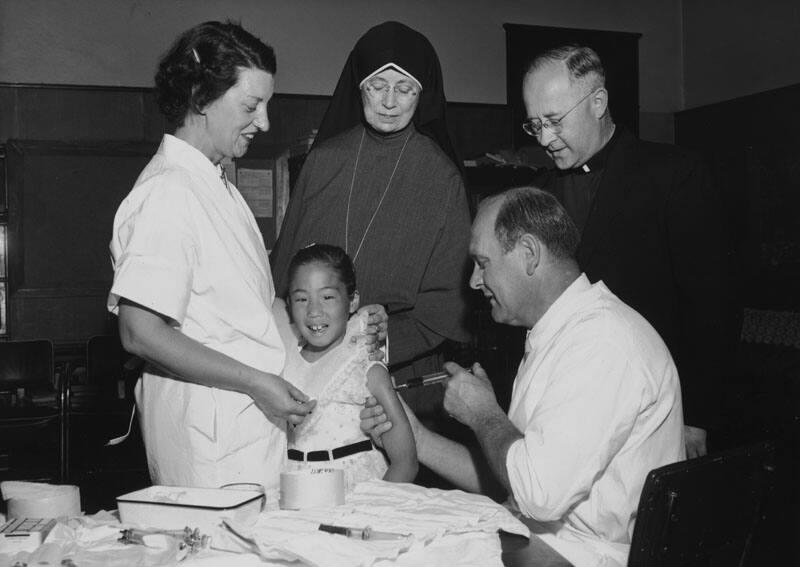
[522,44,740,458]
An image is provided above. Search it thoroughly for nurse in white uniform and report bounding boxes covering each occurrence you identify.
[108,21,384,496]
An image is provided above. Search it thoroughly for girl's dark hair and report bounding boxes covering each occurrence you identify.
[155,20,276,125]
[287,244,357,297]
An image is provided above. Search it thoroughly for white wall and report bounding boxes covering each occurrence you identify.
[0,0,683,113]
[682,0,800,109]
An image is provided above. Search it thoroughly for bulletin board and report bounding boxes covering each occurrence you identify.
[230,145,290,252]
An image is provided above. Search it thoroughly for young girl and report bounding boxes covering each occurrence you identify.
[282,244,417,491]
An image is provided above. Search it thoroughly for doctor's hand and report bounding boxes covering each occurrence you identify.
[250,374,316,425]
[442,362,502,430]
[357,304,388,360]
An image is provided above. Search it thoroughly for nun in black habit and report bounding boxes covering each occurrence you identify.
[271,21,472,384]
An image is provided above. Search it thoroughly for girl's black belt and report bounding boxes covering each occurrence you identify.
[288,439,375,462]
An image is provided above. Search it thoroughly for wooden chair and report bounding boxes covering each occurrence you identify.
[628,441,777,567]
[0,339,64,482]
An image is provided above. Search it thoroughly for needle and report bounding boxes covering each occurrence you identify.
[392,371,450,391]
[318,524,409,540]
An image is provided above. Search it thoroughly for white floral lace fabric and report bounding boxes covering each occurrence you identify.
[283,311,388,492]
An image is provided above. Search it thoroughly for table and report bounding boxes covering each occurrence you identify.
[2,479,575,567]
[0,519,573,567]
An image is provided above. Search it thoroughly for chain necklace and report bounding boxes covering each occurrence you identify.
[218,164,232,195]
[345,128,412,262]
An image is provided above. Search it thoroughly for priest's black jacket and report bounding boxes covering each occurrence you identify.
[535,127,741,432]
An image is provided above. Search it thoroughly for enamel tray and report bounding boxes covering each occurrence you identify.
[117,485,263,531]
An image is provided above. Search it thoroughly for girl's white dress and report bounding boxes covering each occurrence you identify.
[283,312,388,492]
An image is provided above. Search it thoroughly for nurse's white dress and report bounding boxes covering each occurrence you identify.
[108,134,286,494]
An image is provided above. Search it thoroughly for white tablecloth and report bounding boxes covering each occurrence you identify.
[1,480,529,567]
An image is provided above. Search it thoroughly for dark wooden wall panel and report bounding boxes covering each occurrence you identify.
[0,88,19,139]
[255,96,330,148]
[7,141,156,290]
[141,93,169,142]
[676,83,800,311]
[448,103,511,160]
[0,84,513,344]
[15,88,149,141]
[5,140,156,343]
[11,292,117,345]
[0,85,511,160]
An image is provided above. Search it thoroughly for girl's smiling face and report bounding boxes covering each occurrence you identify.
[289,262,359,360]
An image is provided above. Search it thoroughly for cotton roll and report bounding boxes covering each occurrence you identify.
[279,468,344,510]
[3,482,81,519]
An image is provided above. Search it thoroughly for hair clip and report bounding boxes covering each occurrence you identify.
[191,48,201,64]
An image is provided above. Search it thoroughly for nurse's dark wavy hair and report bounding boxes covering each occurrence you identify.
[492,186,580,260]
[287,244,358,299]
[155,20,276,125]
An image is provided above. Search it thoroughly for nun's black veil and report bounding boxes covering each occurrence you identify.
[312,21,462,173]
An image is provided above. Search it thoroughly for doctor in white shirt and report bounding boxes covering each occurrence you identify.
[362,186,685,567]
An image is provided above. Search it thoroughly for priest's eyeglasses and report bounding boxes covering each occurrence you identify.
[522,89,597,138]
[363,79,419,102]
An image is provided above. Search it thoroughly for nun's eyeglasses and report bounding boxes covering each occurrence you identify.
[363,79,419,102]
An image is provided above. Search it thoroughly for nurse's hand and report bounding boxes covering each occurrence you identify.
[361,394,423,448]
[357,304,388,361]
[361,396,391,448]
[251,374,316,425]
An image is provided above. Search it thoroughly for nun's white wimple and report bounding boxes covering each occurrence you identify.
[359,63,422,91]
